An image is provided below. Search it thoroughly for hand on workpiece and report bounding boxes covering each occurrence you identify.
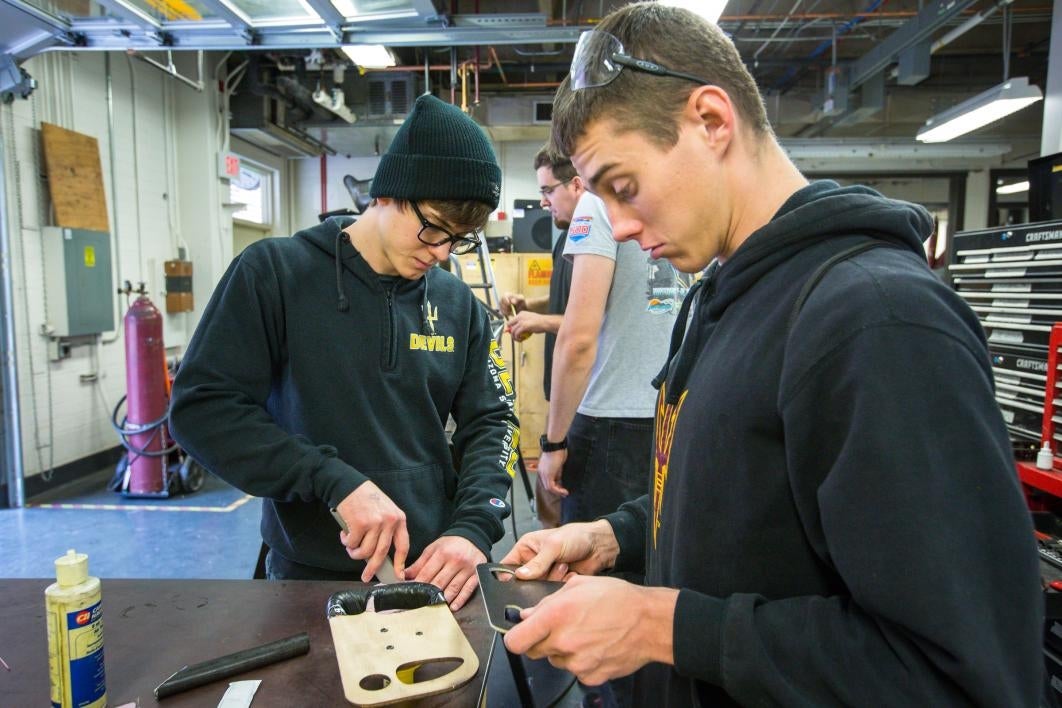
[405,535,486,611]
[500,519,620,580]
[503,575,678,686]
[335,480,410,583]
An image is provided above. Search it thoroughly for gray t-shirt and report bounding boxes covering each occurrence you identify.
[563,193,687,418]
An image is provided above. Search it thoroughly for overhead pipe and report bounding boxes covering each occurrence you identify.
[360,50,500,77]
[725,9,945,20]
[753,0,804,64]
[460,63,467,111]
[364,60,489,73]
[880,0,1013,82]
[451,0,458,103]
[100,53,125,347]
[450,46,457,104]
[489,46,508,85]
[474,0,480,105]
[129,49,205,92]
[320,154,327,216]
[528,4,1045,24]
[771,0,886,92]
[485,47,559,89]
[932,0,1014,54]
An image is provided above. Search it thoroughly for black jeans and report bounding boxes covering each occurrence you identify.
[265,548,364,581]
[561,414,654,525]
[560,414,653,708]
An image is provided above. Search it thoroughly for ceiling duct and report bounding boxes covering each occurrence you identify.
[230,93,335,158]
[228,55,340,157]
[367,76,413,119]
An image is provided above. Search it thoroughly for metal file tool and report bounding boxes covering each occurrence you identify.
[329,507,400,584]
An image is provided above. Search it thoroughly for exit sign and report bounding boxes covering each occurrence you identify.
[219,152,241,180]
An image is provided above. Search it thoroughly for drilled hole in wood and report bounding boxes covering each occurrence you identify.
[385,644,394,650]
[395,657,465,685]
[360,674,390,691]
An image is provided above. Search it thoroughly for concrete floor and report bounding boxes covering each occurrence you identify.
[0,464,542,579]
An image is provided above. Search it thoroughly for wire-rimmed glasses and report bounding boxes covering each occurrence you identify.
[539,177,575,197]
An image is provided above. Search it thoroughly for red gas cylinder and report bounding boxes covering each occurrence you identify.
[124,295,168,495]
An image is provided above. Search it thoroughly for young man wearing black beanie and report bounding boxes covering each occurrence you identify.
[171,95,518,610]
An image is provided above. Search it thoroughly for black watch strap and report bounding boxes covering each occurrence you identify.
[539,434,568,453]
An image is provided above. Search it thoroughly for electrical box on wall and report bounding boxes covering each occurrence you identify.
[41,227,115,336]
[164,259,193,313]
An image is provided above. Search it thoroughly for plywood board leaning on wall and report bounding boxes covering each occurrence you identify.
[40,122,109,233]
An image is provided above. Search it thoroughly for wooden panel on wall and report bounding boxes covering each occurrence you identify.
[40,122,109,233]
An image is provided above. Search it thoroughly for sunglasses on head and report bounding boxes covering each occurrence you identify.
[570,30,714,90]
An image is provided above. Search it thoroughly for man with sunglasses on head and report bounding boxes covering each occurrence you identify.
[500,146,582,529]
[501,3,1041,706]
[171,95,518,611]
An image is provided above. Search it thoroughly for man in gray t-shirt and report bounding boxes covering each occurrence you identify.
[539,192,687,527]
[501,146,581,529]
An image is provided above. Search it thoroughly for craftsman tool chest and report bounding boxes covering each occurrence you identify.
[953,221,1062,704]
[951,219,1062,450]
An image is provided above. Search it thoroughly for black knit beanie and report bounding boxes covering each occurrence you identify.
[370,94,502,210]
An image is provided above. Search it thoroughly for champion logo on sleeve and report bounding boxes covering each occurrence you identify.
[568,215,593,242]
[489,497,507,508]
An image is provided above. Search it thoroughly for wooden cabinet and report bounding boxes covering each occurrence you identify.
[452,252,553,457]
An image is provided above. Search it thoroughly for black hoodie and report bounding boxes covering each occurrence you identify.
[170,217,519,572]
[604,182,1042,706]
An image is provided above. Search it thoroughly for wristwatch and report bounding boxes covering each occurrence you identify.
[539,435,568,453]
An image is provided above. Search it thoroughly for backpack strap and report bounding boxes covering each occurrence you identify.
[786,241,893,335]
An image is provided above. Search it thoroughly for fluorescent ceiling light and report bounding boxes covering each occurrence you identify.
[341,44,396,68]
[996,180,1030,195]
[916,77,1042,143]
[781,138,1012,160]
[658,0,728,23]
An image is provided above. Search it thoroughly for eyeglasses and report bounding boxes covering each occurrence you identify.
[570,30,714,91]
[539,177,574,197]
[410,201,481,255]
